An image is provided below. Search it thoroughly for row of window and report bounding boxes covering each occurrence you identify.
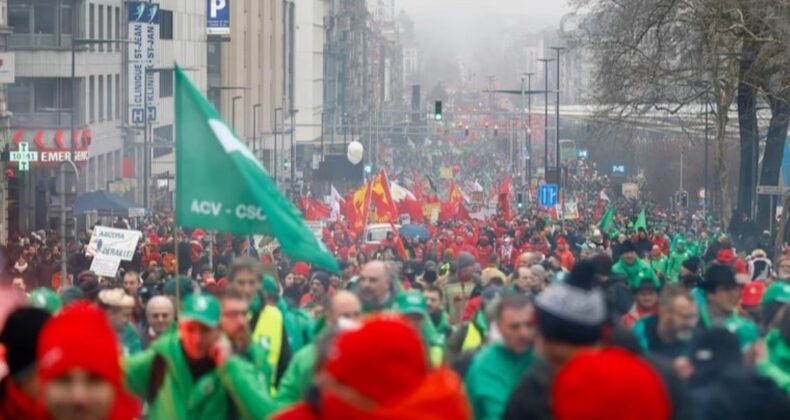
[87,74,121,123]
[9,1,173,46]
[88,2,121,51]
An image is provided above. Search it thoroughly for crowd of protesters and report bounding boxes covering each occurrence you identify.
[3,130,790,419]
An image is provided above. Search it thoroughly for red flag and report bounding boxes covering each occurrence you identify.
[458,201,472,221]
[390,223,408,260]
[398,197,425,223]
[346,182,372,233]
[498,176,512,221]
[300,197,330,221]
[370,170,399,223]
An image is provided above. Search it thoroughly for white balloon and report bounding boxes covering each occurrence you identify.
[347,141,364,164]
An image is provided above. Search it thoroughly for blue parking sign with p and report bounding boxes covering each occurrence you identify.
[207,0,230,35]
[539,184,558,207]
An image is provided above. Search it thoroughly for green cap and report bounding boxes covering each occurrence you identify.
[761,282,790,306]
[180,294,221,327]
[59,287,85,305]
[262,275,279,295]
[395,291,428,317]
[28,288,63,314]
[163,276,196,299]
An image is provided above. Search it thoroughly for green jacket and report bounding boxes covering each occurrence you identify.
[464,343,534,420]
[611,258,659,288]
[122,322,142,356]
[692,288,759,350]
[759,329,790,395]
[124,332,276,420]
[274,343,317,408]
[666,244,691,282]
[649,255,668,278]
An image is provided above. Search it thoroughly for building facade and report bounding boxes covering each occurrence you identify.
[207,0,286,186]
[7,0,126,233]
[0,0,10,244]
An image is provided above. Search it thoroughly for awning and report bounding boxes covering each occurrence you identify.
[73,190,146,217]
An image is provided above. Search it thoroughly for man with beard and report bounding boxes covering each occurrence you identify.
[218,286,275,393]
[125,294,275,419]
[357,260,398,313]
[632,284,699,360]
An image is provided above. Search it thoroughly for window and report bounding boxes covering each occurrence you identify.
[159,70,173,98]
[107,75,112,120]
[89,3,95,50]
[115,74,121,120]
[115,7,120,51]
[98,5,104,50]
[107,6,112,48]
[160,9,173,40]
[8,4,29,34]
[33,3,55,33]
[98,75,104,121]
[89,76,95,123]
[61,3,73,35]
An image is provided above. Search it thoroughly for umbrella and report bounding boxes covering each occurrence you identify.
[399,224,430,240]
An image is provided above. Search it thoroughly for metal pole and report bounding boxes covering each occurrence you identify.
[290,109,297,198]
[231,96,242,131]
[680,148,684,190]
[527,73,533,186]
[552,47,563,179]
[63,39,77,286]
[274,107,281,184]
[704,96,709,212]
[253,103,261,160]
[143,67,149,210]
[538,58,554,178]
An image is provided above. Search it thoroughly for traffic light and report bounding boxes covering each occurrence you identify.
[494,127,499,137]
[464,128,469,137]
[434,100,442,121]
[283,160,291,170]
[517,192,524,209]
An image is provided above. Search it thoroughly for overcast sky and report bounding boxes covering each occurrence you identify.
[396,0,575,28]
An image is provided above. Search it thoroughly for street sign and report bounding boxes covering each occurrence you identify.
[611,164,626,175]
[757,185,790,195]
[10,142,38,171]
[578,149,589,159]
[538,184,558,207]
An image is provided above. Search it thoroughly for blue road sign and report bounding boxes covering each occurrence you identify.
[539,184,558,207]
[611,164,626,175]
[578,149,589,159]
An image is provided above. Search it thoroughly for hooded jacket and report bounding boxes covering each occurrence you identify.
[464,343,534,420]
[759,329,790,395]
[271,368,471,420]
[123,332,276,420]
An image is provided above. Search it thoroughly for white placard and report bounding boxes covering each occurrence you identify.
[90,255,122,278]
[86,226,142,261]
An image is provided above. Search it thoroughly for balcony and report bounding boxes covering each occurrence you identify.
[11,111,74,129]
[9,33,74,50]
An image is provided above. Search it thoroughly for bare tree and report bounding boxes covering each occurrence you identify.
[570,0,759,224]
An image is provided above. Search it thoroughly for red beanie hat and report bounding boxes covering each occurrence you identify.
[322,315,429,405]
[37,302,140,419]
[552,347,671,420]
[292,262,310,276]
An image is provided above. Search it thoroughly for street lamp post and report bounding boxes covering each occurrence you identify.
[231,96,242,132]
[274,107,283,185]
[537,58,555,179]
[66,38,129,286]
[290,109,299,198]
[523,72,534,186]
[551,47,564,193]
[252,103,262,161]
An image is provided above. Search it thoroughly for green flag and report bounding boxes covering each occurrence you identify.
[599,204,615,231]
[634,209,647,231]
[174,66,337,272]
